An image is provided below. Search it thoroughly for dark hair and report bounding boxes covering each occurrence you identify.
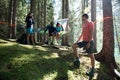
[56,23,60,26]
[25,12,33,22]
[82,14,89,19]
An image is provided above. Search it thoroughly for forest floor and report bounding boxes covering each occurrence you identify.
[0,39,100,80]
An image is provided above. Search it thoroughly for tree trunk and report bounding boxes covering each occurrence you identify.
[8,0,18,39]
[8,0,13,38]
[11,0,18,39]
[30,0,37,41]
[44,0,46,27]
[95,0,120,79]
[91,0,97,51]
[62,0,65,18]
[81,0,85,14]
[62,0,69,46]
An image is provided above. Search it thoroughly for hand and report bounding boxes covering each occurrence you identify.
[86,42,90,49]
[75,41,78,44]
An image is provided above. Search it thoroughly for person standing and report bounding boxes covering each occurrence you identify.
[25,12,35,45]
[72,14,95,77]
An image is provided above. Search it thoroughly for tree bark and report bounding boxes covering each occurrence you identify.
[30,0,37,41]
[91,0,97,51]
[95,0,120,79]
[62,0,69,46]
[44,0,46,27]
[62,0,65,18]
[8,0,18,39]
[11,0,18,39]
[8,0,13,38]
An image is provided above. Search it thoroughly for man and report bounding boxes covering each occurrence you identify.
[44,22,56,45]
[72,14,95,77]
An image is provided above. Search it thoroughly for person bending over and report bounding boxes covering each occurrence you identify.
[44,22,56,45]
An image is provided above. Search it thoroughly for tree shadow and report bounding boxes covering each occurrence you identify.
[0,43,76,80]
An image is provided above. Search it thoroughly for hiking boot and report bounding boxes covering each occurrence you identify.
[86,68,95,77]
[73,60,80,68]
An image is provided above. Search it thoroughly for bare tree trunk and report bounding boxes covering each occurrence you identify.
[8,0,13,38]
[62,0,65,18]
[8,0,17,39]
[62,0,69,46]
[81,0,85,14]
[30,0,37,41]
[95,0,120,79]
[11,0,18,39]
[91,0,97,51]
[44,0,46,27]
[37,2,40,42]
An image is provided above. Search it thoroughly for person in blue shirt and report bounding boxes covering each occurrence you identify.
[55,23,63,40]
[25,12,35,45]
[44,21,56,44]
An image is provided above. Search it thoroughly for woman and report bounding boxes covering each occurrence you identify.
[55,23,63,40]
[25,12,35,45]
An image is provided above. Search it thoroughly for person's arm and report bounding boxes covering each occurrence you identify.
[75,31,83,43]
[61,25,64,31]
[44,26,48,33]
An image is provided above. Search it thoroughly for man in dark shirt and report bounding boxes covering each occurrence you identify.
[44,22,56,44]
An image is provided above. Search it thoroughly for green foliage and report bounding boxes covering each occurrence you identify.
[17,0,29,27]
[0,0,9,21]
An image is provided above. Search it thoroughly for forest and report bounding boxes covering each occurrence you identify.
[0,0,120,80]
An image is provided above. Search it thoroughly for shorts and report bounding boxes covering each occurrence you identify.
[26,27,34,34]
[77,41,94,54]
[49,32,56,36]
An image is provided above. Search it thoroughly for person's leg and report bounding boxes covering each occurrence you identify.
[27,34,30,45]
[31,34,35,45]
[86,54,95,76]
[45,34,48,44]
[72,43,82,67]
[86,41,95,76]
[72,43,80,60]
[89,54,95,69]
[52,33,56,45]
[56,33,60,40]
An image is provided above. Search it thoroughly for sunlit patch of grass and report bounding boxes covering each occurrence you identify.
[43,52,59,59]
[43,72,57,80]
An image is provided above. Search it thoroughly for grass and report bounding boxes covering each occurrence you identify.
[0,39,93,80]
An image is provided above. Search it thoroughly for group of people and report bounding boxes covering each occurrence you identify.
[25,12,63,45]
[44,21,63,45]
[25,12,95,77]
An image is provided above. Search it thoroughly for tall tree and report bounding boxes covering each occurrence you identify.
[30,0,37,41]
[91,0,97,50]
[44,0,47,27]
[8,0,13,38]
[11,0,18,38]
[62,0,69,45]
[95,0,120,79]
[8,0,18,39]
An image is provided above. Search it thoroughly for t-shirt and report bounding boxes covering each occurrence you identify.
[26,18,34,28]
[82,21,94,41]
[56,27,63,32]
[45,25,56,34]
